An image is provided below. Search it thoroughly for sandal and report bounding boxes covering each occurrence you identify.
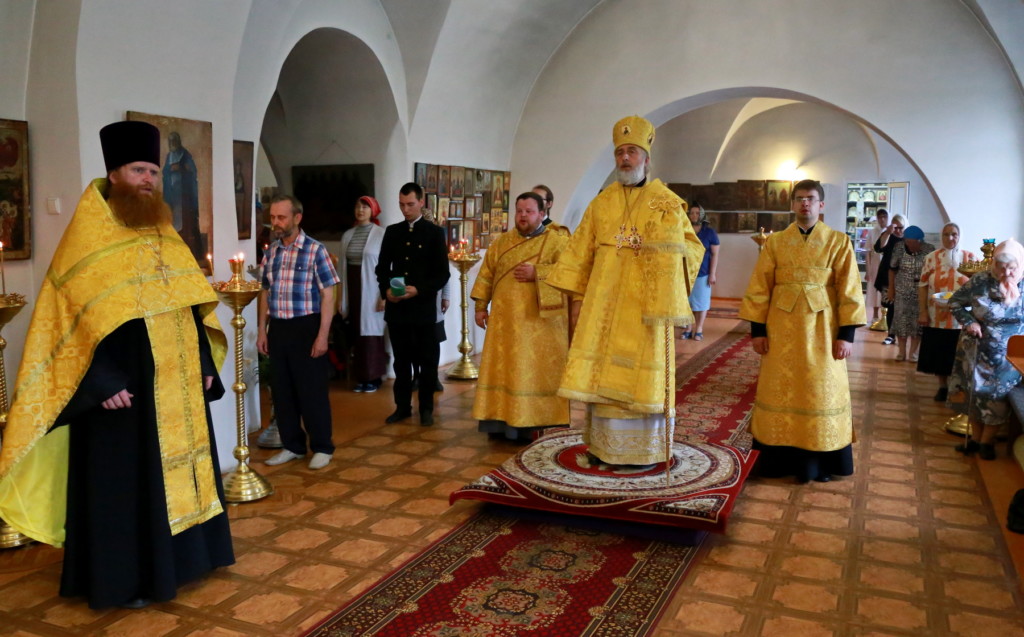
[693,333,703,341]
[680,331,692,340]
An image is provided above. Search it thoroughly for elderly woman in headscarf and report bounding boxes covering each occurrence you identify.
[682,200,719,341]
[916,223,974,401]
[947,238,1024,460]
[339,196,387,392]
[887,225,934,362]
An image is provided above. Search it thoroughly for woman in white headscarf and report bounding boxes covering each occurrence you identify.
[947,238,1024,460]
[916,223,974,401]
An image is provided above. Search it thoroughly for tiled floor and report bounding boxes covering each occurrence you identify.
[1,313,1023,636]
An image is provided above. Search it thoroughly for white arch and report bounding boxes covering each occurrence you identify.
[232,0,408,143]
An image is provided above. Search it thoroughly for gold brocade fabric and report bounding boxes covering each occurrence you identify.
[738,222,866,451]
[0,179,226,546]
[471,228,571,427]
[547,179,703,414]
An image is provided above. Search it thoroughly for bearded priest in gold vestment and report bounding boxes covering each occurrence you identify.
[473,192,572,441]
[739,179,866,484]
[547,116,704,468]
[0,121,233,609]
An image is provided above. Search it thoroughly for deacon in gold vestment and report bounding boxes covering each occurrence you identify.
[473,192,572,441]
[739,179,866,483]
[0,122,233,609]
[548,116,704,467]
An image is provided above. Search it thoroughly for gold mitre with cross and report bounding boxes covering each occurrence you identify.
[613,115,655,154]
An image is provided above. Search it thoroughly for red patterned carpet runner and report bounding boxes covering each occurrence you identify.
[450,331,759,532]
[303,512,700,637]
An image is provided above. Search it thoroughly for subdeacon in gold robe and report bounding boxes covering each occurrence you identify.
[738,222,866,452]
[472,226,571,429]
[547,179,704,464]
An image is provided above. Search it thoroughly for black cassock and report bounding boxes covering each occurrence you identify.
[56,309,234,608]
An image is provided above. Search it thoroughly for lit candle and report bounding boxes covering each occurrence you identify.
[206,253,214,275]
[0,241,5,296]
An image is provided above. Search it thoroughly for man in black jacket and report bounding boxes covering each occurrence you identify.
[375,182,451,425]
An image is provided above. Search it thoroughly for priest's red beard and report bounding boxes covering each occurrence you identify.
[107,181,172,228]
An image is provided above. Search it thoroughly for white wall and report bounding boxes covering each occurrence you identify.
[511,0,1024,261]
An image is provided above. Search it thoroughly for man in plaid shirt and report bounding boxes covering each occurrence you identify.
[257,195,341,470]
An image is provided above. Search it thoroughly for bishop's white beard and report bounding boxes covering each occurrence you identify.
[615,163,646,186]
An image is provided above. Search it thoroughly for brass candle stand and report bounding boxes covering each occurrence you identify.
[0,293,31,549]
[751,227,771,252]
[213,258,273,502]
[945,239,995,436]
[957,238,995,277]
[447,248,483,380]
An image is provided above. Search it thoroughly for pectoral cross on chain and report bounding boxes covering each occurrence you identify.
[614,223,643,256]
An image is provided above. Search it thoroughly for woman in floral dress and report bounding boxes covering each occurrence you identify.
[888,225,934,362]
[947,238,1024,460]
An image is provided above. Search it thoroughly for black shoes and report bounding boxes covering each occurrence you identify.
[954,439,996,460]
[387,408,434,425]
[882,336,895,345]
[934,387,948,402]
[955,440,980,455]
[385,409,412,424]
[120,598,151,609]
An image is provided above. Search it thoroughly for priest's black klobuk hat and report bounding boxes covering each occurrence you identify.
[99,121,161,173]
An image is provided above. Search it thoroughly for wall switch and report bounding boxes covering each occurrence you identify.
[46,197,61,214]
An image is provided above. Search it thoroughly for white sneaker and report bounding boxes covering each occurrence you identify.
[256,422,283,448]
[265,449,304,466]
[308,452,332,470]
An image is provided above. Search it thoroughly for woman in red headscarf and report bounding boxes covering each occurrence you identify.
[339,196,387,392]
